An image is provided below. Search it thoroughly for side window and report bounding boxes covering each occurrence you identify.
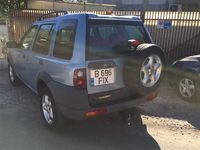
[20,26,38,50]
[32,24,53,55]
[53,20,77,60]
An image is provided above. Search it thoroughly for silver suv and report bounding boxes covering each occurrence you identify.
[7,12,165,129]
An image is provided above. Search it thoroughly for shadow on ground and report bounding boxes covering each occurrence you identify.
[0,106,161,150]
[57,114,161,150]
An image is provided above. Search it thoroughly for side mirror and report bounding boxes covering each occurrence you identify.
[6,41,18,48]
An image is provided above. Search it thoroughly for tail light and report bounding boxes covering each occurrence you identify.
[73,68,86,89]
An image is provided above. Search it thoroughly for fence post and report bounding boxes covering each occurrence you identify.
[140,11,145,23]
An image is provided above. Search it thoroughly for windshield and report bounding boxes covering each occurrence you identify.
[86,19,151,60]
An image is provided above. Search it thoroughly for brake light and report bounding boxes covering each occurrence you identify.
[73,68,86,89]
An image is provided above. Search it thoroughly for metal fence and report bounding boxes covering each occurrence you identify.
[144,11,200,64]
[8,10,200,64]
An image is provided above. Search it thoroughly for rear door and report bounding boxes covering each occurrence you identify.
[24,24,54,89]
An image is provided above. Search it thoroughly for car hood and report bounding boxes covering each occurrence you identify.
[172,55,200,73]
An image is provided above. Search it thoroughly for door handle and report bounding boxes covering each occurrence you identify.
[38,59,43,65]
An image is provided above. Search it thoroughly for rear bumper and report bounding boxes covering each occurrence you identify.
[47,80,150,120]
[59,95,147,120]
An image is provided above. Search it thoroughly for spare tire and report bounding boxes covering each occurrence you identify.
[123,44,166,95]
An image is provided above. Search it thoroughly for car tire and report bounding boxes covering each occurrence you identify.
[40,87,64,130]
[177,76,199,102]
[8,64,22,86]
[124,44,165,95]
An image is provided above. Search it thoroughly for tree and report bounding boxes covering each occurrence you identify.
[0,0,28,17]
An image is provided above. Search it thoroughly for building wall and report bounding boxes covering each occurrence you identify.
[88,0,168,10]
[148,0,166,4]
[87,0,119,5]
[119,0,168,10]
[174,0,200,10]
[121,0,143,4]
[87,0,200,10]
[88,0,167,5]
[175,0,200,4]
[28,0,116,11]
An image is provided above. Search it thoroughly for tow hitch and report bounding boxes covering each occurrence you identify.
[127,113,132,126]
[120,108,144,127]
[120,110,134,126]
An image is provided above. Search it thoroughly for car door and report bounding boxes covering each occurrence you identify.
[24,24,54,90]
[12,25,38,79]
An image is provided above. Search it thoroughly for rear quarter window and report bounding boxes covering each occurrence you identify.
[53,20,77,60]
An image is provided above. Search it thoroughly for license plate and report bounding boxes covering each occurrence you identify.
[90,68,115,86]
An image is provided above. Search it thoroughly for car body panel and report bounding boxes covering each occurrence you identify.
[172,55,200,73]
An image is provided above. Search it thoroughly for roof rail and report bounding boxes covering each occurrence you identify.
[38,10,69,21]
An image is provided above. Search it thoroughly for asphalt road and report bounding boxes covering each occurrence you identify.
[0,68,200,150]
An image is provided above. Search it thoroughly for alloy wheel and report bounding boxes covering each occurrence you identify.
[42,95,54,125]
[179,78,195,99]
[140,54,162,87]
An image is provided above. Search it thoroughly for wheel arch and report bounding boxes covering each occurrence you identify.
[137,44,166,65]
[37,72,52,95]
[7,53,14,66]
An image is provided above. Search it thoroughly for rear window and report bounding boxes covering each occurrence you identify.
[86,19,151,60]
